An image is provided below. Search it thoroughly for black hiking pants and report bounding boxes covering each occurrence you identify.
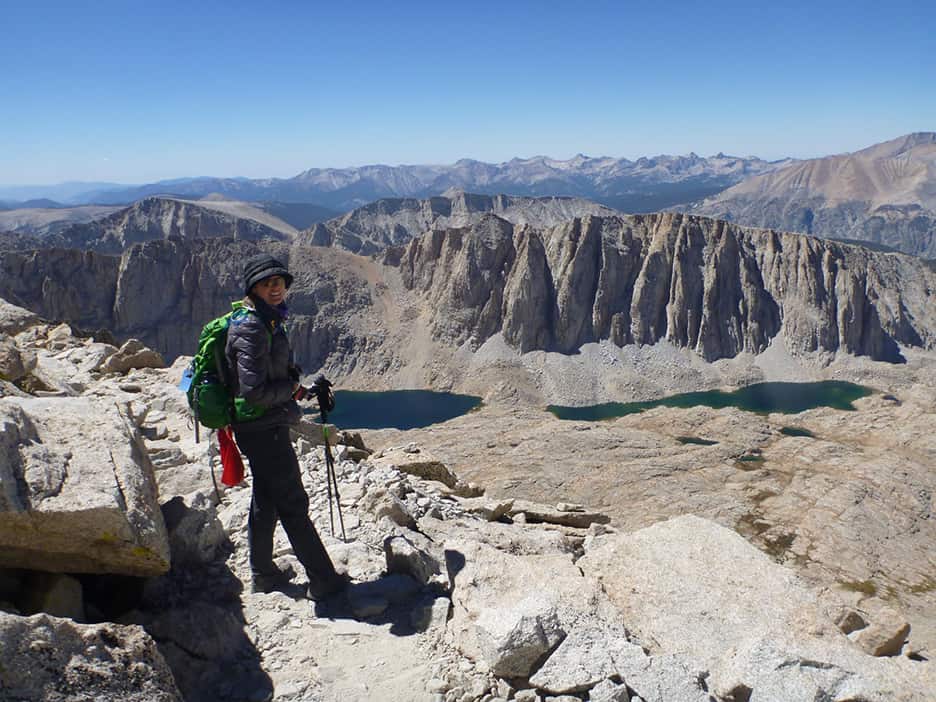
[234,425,337,586]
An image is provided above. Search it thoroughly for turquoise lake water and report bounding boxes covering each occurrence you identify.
[304,389,483,430]
[547,381,873,421]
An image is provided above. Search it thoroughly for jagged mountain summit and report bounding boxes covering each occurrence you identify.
[393,212,935,364]
[71,152,789,212]
[9,197,298,254]
[689,132,936,258]
[302,190,619,255]
[0,197,337,249]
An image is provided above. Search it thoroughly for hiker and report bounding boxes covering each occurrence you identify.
[226,252,349,600]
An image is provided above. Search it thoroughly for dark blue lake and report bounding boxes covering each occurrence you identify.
[548,381,873,421]
[304,389,483,430]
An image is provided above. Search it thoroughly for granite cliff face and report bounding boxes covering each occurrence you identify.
[0,238,380,371]
[397,212,936,362]
[690,133,936,259]
[44,197,292,254]
[2,212,934,378]
[302,191,617,255]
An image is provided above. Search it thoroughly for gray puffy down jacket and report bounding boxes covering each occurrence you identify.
[225,298,301,432]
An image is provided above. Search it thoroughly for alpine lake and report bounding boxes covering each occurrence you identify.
[547,380,874,422]
[304,389,483,430]
[308,382,873,430]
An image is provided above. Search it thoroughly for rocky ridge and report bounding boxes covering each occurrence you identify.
[34,197,294,254]
[1,299,932,701]
[302,191,617,255]
[396,211,936,362]
[690,132,936,258]
[2,212,935,402]
[0,237,384,370]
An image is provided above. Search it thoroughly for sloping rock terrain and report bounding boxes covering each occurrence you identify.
[580,515,930,700]
[0,611,183,701]
[690,132,936,258]
[0,396,170,576]
[367,344,936,656]
[302,190,617,255]
[1,302,932,701]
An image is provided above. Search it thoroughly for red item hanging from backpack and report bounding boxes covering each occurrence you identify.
[218,427,245,486]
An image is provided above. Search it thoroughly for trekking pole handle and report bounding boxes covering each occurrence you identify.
[311,375,335,414]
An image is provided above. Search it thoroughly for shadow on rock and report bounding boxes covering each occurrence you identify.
[135,497,274,702]
[311,572,451,639]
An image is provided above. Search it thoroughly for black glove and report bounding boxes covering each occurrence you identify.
[311,375,335,413]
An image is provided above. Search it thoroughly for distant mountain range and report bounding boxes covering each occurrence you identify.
[689,132,936,258]
[1,152,789,212]
[0,182,125,205]
[0,204,124,238]
[4,134,935,259]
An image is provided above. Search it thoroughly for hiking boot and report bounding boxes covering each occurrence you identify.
[306,571,351,602]
[251,564,296,594]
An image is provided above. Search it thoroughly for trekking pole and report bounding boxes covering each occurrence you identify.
[319,406,346,542]
[310,375,346,541]
[321,405,335,537]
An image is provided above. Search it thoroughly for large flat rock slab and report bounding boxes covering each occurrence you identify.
[444,538,623,678]
[0,611,182,701]
[0,298,40,335]
[0,396,170,576]
[578,514,933,701]
[372,445,459,488]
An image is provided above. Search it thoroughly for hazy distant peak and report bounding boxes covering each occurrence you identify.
[61,150,789,213]
[199,192,237,201]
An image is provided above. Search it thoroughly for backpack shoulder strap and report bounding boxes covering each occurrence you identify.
[229,301,273,347]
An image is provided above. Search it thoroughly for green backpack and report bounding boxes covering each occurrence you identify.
[184,301,268,436]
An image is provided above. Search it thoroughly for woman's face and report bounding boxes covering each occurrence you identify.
[251,275,288,306]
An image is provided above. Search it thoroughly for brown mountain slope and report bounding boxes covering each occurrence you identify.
[690,133,936,258]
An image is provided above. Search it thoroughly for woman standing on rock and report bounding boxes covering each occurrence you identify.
[226,252,348,600]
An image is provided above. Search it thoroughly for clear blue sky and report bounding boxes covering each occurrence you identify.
[2,0,933,184]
